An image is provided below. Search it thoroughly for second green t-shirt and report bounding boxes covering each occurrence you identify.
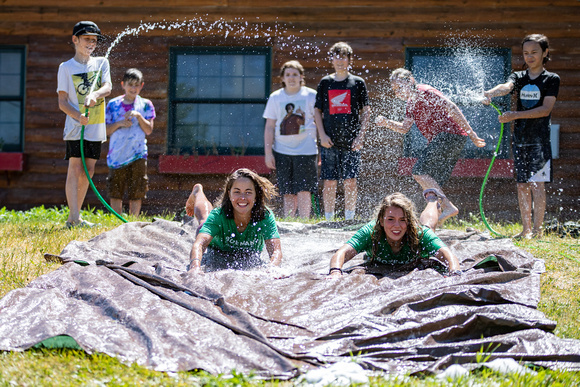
[346,221,446,264]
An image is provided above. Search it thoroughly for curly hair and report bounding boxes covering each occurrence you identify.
[370,192,421,260]
[218,168,278,222]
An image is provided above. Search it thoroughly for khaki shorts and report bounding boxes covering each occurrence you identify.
[107,158,148,200]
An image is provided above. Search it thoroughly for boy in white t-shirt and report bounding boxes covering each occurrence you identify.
[57,21,111,228]
[263,60,318,219]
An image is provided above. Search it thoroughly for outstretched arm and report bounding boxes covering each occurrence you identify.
[433,246,460,272]
[375,115,414,134]
[443,98,486,148]
[265,238,282,267]
[328,244,358,277]
[482,81,514,104]
[188,233,212,274]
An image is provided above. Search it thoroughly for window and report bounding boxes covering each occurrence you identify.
[399,47,512,177]
[167,47,271,159]
[0,46,26,153]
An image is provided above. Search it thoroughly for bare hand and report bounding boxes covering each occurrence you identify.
[187,264,203,275]
[319,133,333,148]
[265,153,276,170]
[117,118,132,128]
[375,115,388,127]
[84,93,98,107]
[498,111,517,123]
[265,264,288,279]
[470,134,486,148]
[126,110,141,120]
[351,135,364,151]
[79,112,90,126]
[481,96,491,105]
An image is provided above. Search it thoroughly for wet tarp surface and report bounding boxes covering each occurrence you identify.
[1,218,580,377]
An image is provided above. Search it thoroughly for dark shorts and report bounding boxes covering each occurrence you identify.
[107,158,149,200]
[320,147,360,181]
[513,142,552,183]
[273,151,318,195]
[412,132,467,187]
[65,140,102,160]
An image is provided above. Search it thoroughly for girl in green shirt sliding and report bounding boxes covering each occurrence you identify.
[186,168,282,273]
[329,191,461,277]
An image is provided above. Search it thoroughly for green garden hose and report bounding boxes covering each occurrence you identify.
[478,102,506,237]
[80,107,128,223]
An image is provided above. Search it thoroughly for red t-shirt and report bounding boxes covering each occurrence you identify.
[406,84,467,143]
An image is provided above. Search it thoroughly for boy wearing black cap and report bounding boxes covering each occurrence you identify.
[57,21,112,228]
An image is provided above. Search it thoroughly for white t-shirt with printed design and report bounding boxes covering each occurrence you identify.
[262,86,318,156]
[57,56,111,142]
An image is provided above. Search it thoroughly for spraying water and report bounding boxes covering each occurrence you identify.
[80,19,522,228]
[80,17,395,221]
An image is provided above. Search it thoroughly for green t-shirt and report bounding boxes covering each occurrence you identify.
[346,221,446,264]
[199,207,280,253]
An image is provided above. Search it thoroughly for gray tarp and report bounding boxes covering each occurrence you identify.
[1,218,580,378]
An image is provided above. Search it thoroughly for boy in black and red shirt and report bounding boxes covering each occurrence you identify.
[314,42,371,221]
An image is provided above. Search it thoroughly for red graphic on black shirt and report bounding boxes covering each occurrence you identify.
[328,89,351,114]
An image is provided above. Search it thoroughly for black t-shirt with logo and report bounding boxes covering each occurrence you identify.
[509,69,560,145]
[315,74,369,150]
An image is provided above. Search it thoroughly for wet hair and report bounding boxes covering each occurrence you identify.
[522,34,551,66]
[370,192,420,260]
[328,41,353,61]
[218,168,278,222]
[280,60,306,87]
[389,68,414,83]
[123,68,144,84]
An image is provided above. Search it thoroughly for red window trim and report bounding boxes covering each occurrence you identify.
[0,153,24,171]
[398,157,513,178]
[158,155,270,175]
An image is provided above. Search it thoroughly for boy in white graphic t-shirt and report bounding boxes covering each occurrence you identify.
[57,21,111,228]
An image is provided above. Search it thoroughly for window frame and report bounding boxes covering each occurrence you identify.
[399,47,512,178]
[0,45,26,171]
[162,46,271,174]
[0,45,26,155]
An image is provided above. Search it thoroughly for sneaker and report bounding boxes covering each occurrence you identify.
[65,219,98,229]
[78,220,97,228]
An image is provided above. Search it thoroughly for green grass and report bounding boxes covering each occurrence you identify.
[1,206,580,386]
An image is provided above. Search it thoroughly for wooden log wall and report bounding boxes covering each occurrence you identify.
[0,0,578,221]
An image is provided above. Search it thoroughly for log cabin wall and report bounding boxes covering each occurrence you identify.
[0,0,578,221]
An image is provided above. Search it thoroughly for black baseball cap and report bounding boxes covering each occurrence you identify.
[72,21,101,37]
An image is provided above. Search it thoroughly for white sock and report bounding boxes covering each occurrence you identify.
[325,212,334,221]
[345,210,355,220]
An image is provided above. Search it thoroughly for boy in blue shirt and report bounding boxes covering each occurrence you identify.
[105,68,155,216]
